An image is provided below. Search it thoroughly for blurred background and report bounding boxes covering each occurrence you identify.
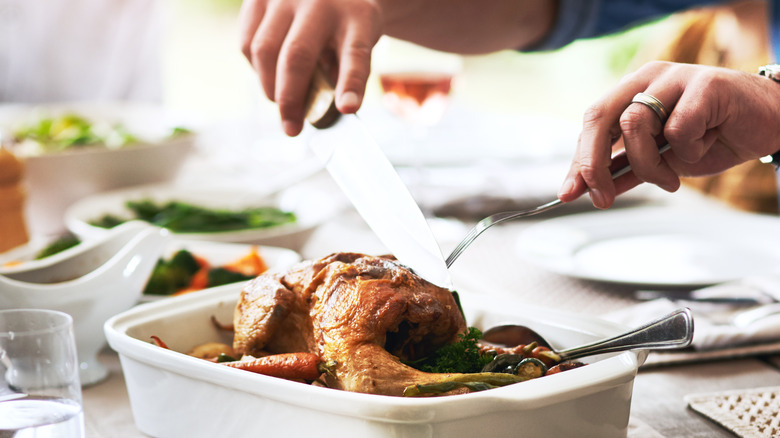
[164,0,777,219]
[161,0,650,126]
[2,0,776,243]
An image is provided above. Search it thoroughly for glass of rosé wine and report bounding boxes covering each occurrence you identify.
[373,38,462,211]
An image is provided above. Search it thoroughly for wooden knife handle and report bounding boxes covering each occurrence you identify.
[305,65,341,129]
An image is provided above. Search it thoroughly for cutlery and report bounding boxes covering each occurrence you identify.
[304,66,451,288]
[445,143,672,268]
[481,307,693,362]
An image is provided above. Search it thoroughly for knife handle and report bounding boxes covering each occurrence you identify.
[305,65,342,129]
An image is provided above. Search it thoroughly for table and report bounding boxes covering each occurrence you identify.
[81,170,780,438]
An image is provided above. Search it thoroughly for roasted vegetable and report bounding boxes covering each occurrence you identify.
[90,199,296,233]
[143,250,201,295]
[35,235,81,259]
[403,373,529,397]
[187,342,235,360]
[143,248,264,296]
[221,353,336,381]
[207,267,255,287]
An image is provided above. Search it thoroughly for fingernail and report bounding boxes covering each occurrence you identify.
[338,91,360,111]
[282,120,301,137]
[660,180,680,193]
[558,177,575,200]
[589,188,607,208]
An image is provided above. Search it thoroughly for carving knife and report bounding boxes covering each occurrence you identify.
[304,67,452,288]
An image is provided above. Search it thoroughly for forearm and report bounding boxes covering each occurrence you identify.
[380,0,558,54]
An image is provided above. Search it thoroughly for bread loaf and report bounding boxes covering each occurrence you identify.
[0,147,29,252]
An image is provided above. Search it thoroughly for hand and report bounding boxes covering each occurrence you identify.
[239,0,384,136]
[558,61,780,209]
[239,0,557,137]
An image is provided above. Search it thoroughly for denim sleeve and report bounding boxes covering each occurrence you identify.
[530,0,729,51]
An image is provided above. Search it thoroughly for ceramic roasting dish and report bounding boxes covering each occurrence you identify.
[105,283,645,438]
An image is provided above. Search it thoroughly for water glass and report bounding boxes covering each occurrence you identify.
[0,309,85,437]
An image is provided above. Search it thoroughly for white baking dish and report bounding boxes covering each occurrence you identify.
[105,284,645,438]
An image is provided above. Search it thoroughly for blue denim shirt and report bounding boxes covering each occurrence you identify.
[536,0,780,61]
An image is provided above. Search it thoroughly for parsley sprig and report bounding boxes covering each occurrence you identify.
[407,327,495,374]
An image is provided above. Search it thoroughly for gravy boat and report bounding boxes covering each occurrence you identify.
[0,221,170,386]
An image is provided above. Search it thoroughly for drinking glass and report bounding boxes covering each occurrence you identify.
[373,37,462,211]
[0,309,85,437]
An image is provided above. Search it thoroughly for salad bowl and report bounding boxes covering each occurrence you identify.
[0,101,195,236]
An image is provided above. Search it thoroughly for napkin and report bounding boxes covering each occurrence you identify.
[604,276,780,351]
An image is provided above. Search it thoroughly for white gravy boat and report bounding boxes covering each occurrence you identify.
[0,221,170,386]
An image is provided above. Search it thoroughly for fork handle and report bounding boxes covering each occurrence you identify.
[609,143,672,180]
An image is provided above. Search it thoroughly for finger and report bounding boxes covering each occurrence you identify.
[561,62,674,207]
[620,89,680,192]
[661,85,713,165]
[575,87,648,209]
[238,0,266,62]
[250,2,295,103]
[332,13,381,114]
[276,6,333,136]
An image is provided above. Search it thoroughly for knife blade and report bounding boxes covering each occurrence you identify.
[304,66,451,288]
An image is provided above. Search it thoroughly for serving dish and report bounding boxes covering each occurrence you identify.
[64,180,345,251]
[0,102,196,237]
[1,221,169,386]
[0,234,302,302]
[516,207,780,288]
[105,284,645,438]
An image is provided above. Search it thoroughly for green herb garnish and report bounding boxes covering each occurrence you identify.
[406,327,495,374]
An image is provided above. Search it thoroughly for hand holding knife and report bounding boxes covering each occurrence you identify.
[304,65,452,288]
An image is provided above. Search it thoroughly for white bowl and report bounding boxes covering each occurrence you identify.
[140,239,302,301]
[0,221,170,386]
[64,181,344,251]
[105,285,645,438]
[0,102,196,236]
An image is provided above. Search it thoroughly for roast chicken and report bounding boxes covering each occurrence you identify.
[232,252,467,396]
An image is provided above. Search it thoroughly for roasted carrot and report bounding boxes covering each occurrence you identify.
[223,246,268,276]
[150,335,169,349]
[546,362,585,375]
[210,315,234,332]
[221,352,332,381]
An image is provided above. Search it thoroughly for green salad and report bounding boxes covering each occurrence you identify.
[90,199,297,233]
[12,113,191,154]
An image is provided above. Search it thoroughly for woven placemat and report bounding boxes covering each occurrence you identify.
[686,386,780,437]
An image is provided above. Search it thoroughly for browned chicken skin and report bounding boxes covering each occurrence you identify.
[233,253,467,396]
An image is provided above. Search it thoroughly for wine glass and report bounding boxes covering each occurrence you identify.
[372,37,462,212]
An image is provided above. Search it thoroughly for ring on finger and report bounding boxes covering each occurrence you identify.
[631,92,669,124]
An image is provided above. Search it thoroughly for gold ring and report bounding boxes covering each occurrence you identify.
[631,92,669,124]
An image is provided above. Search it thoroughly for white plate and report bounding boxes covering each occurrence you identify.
[516,207,780,287]
[105,284,643,438]
[64,180,345,251]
